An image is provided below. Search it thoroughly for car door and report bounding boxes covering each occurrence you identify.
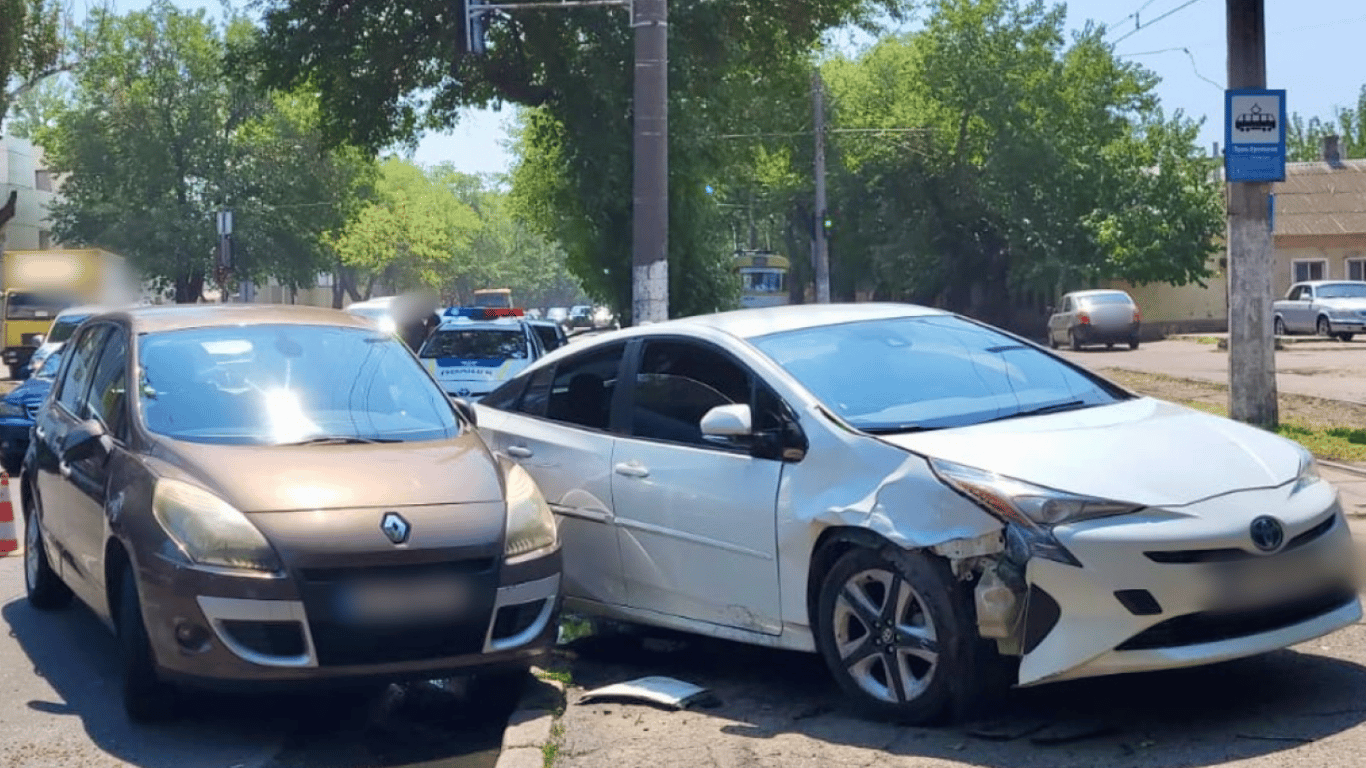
[1050,296,1074,342]
[59,324,131,607]
[1285,285,1311,331]
[32,322,112,595]
[477,342,630,607]
[610,337,785,635]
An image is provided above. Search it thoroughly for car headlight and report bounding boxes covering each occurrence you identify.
[152,479,282,573]
[1292,448,1321,494]
[0,401,25,418]
[503,463,557,560]
[930,458,1143,565]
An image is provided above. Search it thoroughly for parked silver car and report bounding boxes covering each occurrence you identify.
[1272,280,1366,341]
[1046,290,1141,351]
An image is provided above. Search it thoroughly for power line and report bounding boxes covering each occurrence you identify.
[1109,0,1161,31]
[1111,0,1208,46]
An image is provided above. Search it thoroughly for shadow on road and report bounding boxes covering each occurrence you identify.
[4,596,515,768]
[560,627,1366,767]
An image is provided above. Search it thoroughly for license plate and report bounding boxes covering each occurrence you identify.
[338,576,468,624]
[1211,550,1334,608]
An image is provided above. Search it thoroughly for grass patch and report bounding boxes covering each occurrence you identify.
[542,721,566,768]
[1193,336,1221,345]
[536,667,573,686]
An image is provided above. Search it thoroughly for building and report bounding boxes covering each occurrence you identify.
[0,136,57,252]
[1106,136,1366,336]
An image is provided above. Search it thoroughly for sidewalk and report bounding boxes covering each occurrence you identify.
[1323,462,1366,517]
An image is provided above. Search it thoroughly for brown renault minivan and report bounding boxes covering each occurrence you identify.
[20,305,562,720]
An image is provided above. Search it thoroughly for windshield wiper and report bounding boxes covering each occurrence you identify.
[860,424,942,435]
[281,435,400,446]
[983,399,1091,424]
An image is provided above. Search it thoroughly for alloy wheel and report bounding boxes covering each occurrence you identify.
[831,568,939,705]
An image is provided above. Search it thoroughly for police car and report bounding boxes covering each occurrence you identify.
[418,308,545,400]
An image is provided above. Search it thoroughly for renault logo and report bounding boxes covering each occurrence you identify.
[1249,515,1285,553]
[381,512,411,545]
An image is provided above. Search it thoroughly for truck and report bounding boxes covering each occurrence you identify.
[1,249,136,378]
[471,288,513,309]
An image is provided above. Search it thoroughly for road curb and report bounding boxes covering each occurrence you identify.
[1321,459,1366,479]
[495,668,566,768]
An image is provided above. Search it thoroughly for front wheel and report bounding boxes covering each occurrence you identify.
[1318,316,1333,337]
[24,505,71,610]
[117,564,177,722]
[815,547,984,724]
[1274,316,1287,336]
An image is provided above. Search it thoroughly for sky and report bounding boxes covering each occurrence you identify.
[101,0,1366,173]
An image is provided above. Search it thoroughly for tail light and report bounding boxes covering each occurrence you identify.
[1133,308,1142,322]
[1078,313,1091,325]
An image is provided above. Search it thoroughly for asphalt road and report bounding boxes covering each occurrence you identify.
[0,490,513,768]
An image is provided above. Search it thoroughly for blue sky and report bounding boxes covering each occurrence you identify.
[105,0,1366,173]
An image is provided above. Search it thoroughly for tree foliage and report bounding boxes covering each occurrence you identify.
[247,0,891,319]
[818,0,1222,328]
[0,0,65,129]
[37,2,372,302]
[1287,84,1366,162]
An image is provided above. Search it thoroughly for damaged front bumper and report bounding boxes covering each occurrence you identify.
[968,481,1360,686]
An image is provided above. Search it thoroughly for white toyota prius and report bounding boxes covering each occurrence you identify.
[474,303,1360,723]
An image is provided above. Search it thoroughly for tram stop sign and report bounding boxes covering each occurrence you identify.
[1225,89,1286,182]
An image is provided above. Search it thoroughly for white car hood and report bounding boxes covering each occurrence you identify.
[878,398,1301,507]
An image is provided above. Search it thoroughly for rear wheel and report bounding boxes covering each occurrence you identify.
[1129,338,1140,350]
[116,564,177,722]
[24,504,71,610]
[1047,331,1058,350]
[1338,333,1355,342]
[1104,342,1114,350]
[815,547,987,724]
[1068,331,1082,351]
[1318,316,1333,337]
[1274,316,1287,336]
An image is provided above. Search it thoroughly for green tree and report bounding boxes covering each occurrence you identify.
[327,157,480,298]
[247,0,890,320]
[1,0,65,128]
[819,0,1222,328]
[1287,85,1366,161]
[37,2,372,302]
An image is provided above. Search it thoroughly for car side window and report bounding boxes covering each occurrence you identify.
[629,339,752,448]
[54,324,112,415]
[545,343,627,430]
[85,329,129,439]
[1062,297,1073,312]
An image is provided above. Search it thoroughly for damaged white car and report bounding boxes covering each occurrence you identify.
[474,303,1361,723]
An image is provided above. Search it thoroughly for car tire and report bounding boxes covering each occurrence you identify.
[1105,342,1114,350]
[1273,316,1287,336]
[1338,333,1355,342]
[1128,338,1140,350]
[814,546,986,724]
[1047,331,1058,350]
[1317,316,1333,338]
[1068,331,1082,351]
[466,666,531,713]
[116,563,177,722]
[24,505,71,611]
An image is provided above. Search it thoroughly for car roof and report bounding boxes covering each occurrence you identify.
[434,317,529,331]
[93,304,378,335]
[1295,280,1366,286]
[623,302,948,341]
[1065,289,1132,298]
[55,304,110,319]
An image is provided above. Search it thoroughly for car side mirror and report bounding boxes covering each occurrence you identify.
[32,334,45,346]
[700,404,752,437]
[450,396,478,428]
[62,419,108,462]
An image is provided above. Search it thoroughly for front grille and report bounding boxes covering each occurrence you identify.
[1145,514,1337,564]
[220,620,307,658]
[298,559,498,667]
[1116,586,1356,651]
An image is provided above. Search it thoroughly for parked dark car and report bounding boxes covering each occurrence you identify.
[528,319,570,352]
[0,349,62,473]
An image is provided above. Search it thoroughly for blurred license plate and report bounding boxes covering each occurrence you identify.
[1212,550,1330,608]
[339,577,467,624]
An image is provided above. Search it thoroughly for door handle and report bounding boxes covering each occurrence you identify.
[58,461,71,479]
[613,461,650,479]
[34,426,45,440]
[506,445,534,459]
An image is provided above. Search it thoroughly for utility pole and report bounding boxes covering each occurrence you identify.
[632,0,669,324]
[1225,0,1278,427]
[812,69,830,303]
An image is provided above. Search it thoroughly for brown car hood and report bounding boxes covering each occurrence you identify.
[150,429,505,512]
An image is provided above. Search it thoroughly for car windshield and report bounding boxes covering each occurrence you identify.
[137,324,460,445]
[34,349,64,380]
[752,315,1126,432]
[48,315,92,343]
[5,292,76,320]
[1078,292,1133,307]
[420,327,528,360]
[1316,283,1366,299]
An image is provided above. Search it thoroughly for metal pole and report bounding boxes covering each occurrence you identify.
[1225,0,1278,427]
[812,69,831,304]
[631,0,668,324]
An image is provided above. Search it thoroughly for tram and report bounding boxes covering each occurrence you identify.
[733,250,790,308]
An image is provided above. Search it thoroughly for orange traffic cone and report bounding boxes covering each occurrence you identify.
[0,472,18,555]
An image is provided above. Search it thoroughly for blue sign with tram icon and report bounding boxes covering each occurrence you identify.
[1225,89,1286,182]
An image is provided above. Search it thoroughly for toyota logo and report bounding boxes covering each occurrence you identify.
[1249,515,1285,553]
[381,512,411,545]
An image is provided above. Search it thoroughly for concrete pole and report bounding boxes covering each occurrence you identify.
[812,69,831,303]
[1225,0,1278,427]
[631,0,669,324]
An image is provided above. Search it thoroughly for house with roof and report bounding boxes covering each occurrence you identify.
[1107,135,1366,337]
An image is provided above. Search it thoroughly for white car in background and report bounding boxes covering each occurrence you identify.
[26,304,107,377]
[420,313,545,400]
[474,303,1360,723]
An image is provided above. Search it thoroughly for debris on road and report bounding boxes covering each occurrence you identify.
[578,676,714,710]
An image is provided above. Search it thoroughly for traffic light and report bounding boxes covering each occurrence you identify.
[462,0,488,55]
[821,210,833,236]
